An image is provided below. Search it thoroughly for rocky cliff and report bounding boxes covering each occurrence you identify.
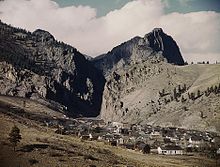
[0,21,105,117]
[1,21,219,133]
[99,58,220,133]
[91,28,220,133]
[92,28,184,76]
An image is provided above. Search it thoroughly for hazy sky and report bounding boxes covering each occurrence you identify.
[0,0,220,63]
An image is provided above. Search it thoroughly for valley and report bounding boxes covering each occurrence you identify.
[0,20,220,167]
[0,96,217,167]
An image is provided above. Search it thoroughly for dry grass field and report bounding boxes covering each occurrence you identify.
[0,96,218,167]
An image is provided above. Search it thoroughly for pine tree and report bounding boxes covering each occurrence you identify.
[214,85,218,94]
[197,89,201,97]
[183,84,187,92]
[143,144,151,154]
[181,95,186,103]
[178,85,181,93]
[173,88,177,98]
[187,92,191,99]
[164,98,167,104]
[8,125,22,151]
[210,86,214,92]
[191,92,195,100]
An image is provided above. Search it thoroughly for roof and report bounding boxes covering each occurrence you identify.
[160,145,183,151]
[190,135,203,141]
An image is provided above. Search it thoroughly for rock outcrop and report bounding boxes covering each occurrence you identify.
[91,28,220,133]
[92,28,184,76]
[1,21,219,133]
[0,21,105,117]
[99,57,220,133]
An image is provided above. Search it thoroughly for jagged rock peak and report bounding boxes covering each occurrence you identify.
[33,29,55,41]
[92,28,185,75]
[0,21,106,118]
[144,28,184,65]
[152,27,164,33]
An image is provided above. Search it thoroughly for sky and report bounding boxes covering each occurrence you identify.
[0,0,220,63]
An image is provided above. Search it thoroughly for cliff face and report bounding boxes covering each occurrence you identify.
[0,21,105,117]
[144,28,184,65]
[99,58,220,133]
[91,28,220,133]
[92,28,184,76]
[1,21,219,133]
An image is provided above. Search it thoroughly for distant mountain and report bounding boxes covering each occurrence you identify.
[0,21,105,117]
[92,28,184,76]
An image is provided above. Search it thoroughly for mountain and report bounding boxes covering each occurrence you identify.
[0,21,105,117]
[92,28,184,76]
[99,55,220,132]
[0,21,219,133]
[90,28,220,133]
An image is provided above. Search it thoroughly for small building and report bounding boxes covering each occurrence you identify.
[80,133,93,140]
[158,145,183,155]
[150,131,163,142]
[188,135,204,147]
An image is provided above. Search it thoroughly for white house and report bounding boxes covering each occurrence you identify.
[158,145,183,155]
[117,137,124,145]
[189,136,203,144]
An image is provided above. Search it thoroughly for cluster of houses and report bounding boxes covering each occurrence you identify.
[44,116,220,156]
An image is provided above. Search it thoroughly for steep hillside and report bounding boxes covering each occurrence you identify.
[0,21,105,117]
[92,28,184,76]
[100,59,220,133]
[0,20,219,134]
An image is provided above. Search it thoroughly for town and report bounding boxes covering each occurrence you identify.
[45,115,220,157]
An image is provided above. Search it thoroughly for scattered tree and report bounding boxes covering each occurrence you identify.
[8,125,22,151]
[183,84,187,92]
[197,89,201,97]
[142,144,151,154]
[183,106,188,111]
[190,92,195,100]
[23,100,26,108]
[173,88,178,99]
[170,95,174,101]
[187,92,191,99]
[181,95,186,103]
[184,61,188,65]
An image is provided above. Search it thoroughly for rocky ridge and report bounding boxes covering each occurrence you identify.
[91,28,220,133]
[0,21,105,117]
[92,28,184,76]
[99,59,220,133]
[0,21,219,133]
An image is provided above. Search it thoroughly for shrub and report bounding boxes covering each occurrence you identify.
[84,154,98,161]
[28,159,39,165]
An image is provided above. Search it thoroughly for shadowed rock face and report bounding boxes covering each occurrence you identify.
[92,28,184,76]
[145,28,184,65]
[0,21,105,117]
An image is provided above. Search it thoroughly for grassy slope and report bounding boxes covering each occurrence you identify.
[0,97,217,167]
[108,64,220,133]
